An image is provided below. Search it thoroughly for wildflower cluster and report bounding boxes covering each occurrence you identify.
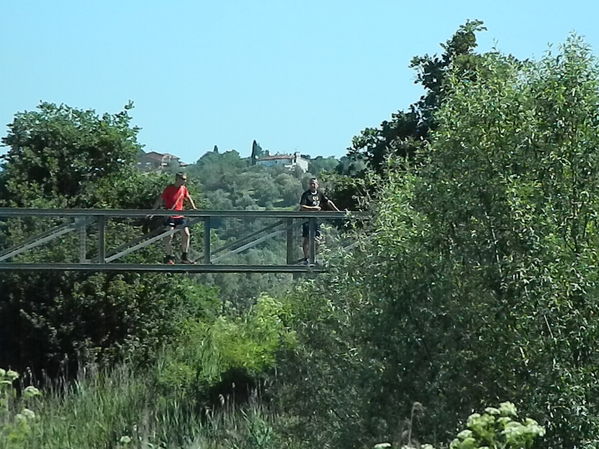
[0,368,41,447]
[450,402,545,449]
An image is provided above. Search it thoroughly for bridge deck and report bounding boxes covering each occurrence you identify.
[0,263,325,273]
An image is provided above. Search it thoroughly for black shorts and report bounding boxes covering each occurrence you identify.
[164,217,188,228]
[302,222,321,238]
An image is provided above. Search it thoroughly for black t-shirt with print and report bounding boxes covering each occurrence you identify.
[300,190,329,209]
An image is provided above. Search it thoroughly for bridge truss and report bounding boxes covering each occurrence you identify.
[0,208,354,273]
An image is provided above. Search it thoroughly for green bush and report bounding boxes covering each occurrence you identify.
[157,294,296,397]
[0,273,220,376]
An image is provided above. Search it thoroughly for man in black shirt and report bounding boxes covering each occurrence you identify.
[299,177,339,264]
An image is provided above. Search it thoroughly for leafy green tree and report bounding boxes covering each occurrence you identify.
[278,36,599,448]
[274,173,303,206]
[308,156,338,176]
[0,102,141,207]
[204,188,234,210]
[347,20,486,174]
[330,21,487,211]
[334,156,367,177]
[188,149,248,191]
[250,139,267,163]
[0,102,217,376]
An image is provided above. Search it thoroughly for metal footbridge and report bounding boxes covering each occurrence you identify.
[0,208,355,273]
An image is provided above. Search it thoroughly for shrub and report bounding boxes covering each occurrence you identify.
[156,294,296,402]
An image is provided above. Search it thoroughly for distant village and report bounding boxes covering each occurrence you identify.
[137,141,311,173]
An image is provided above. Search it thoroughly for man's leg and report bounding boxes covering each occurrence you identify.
[181,227,190,252]
[301,222,310,263]
[181,225,194,263]
[301,222,321,264]
[302,236,309,260]
[164,226,176,263]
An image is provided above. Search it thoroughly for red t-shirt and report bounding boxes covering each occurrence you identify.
[162,185,188,218]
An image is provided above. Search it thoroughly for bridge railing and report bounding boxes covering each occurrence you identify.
[0,208,355,273]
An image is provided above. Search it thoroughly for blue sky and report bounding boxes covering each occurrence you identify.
[1,0,598,163]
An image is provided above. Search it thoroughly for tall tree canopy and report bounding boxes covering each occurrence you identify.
[345,20,486,174]
[280,35,599,448]
[1,102,143,208]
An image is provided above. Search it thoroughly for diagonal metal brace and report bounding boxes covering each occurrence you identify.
[212,220,284,256]
[0,218,92,262]
[211,229,285,263]
[103,217,204,263]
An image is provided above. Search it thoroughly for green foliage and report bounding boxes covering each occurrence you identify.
[157,294,296,393]
[276,36,599,448]
[0,102,141,208]
[0,102,218,377]
[308,156,338,176]
[325,169,379,211]
[274,172,304,206]
[335,20,489,211]
[347,20,487,175]
[0,272,220,375]
[188,149,248,193]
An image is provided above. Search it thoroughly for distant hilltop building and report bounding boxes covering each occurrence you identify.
[137,151,186,172]
[254,152,309,172]
[250,140,309,173]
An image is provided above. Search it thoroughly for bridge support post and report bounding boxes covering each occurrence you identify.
[286,218,294,264]
[203,217,211,264]
[97,216,106,263]
[77,217,87,263]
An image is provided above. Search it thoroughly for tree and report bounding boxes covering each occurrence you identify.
[250,140,265,164]
[187,150,248,191]
[346,20,487,174]
[329,21,487,211]
[308,156,338,176]
[0,102,216,376]
[278,36,599,448]
[274,173,303,206]
[0,102,141,208]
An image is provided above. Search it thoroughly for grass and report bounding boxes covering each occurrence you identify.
[1,361,291,449]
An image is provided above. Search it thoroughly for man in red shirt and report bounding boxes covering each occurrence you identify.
[153,172,197,264]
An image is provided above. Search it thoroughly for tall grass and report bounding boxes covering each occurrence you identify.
[4,362,284,449]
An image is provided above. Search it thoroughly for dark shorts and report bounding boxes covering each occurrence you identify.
[164,217,188,228]
[302,221,321,238]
